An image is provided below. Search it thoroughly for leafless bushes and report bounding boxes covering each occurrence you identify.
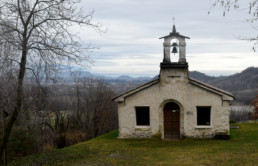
[230,106,253,122]
[248,92,258,122]
[0,75,118,161]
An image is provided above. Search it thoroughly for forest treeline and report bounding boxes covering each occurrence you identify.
[0,69,118,162]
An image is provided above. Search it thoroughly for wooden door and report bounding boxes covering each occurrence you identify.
[163,102,180,139]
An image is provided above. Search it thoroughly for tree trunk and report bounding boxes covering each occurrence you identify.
[0,50,27,159]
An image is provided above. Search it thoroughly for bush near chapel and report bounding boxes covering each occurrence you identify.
[249,92,258,122]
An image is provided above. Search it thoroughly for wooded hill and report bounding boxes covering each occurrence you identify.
[189,67,258,105]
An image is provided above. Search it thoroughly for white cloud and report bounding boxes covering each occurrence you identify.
[73,0,258,77]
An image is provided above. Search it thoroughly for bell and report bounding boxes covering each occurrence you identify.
[171,42,178,54]
[172,47,178,54]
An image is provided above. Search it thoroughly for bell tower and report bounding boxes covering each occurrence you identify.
[159,25,190,84]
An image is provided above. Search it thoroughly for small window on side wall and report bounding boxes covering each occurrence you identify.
[135,107,150,126]
[197,106,211,126]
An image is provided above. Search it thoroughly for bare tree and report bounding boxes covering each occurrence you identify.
[0,0,101,159]
[209,0,258,51]
[80,78,117,138]
[69,71,84,130]
[249,91,258,122]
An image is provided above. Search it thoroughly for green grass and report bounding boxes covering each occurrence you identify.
[10,122,258,166]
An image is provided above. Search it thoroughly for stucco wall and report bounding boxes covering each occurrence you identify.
[117,70,231,139]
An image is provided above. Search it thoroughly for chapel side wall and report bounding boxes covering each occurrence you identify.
[182,84,231,138]
[118,83,161,138]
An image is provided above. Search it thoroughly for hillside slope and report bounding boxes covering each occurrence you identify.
[10,123,258,166]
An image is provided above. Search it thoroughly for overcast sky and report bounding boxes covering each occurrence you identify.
[77,0,258,77]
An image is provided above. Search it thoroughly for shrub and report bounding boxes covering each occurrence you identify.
[65,131,87,146]
[54,133,66,149]
[152,132,162,139]
[249,92,258,122]
[230,120,237,124]
[214,132,230,140]
[7,127,38,160]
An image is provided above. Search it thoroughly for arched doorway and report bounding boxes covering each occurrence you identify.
[163,102,180,139]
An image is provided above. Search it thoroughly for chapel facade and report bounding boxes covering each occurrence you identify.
[113,25,234,139]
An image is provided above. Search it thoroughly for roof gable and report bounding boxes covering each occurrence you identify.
[113,77,235,102]
[112,78,159,102]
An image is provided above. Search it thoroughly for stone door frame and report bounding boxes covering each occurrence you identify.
[159,99,184,140]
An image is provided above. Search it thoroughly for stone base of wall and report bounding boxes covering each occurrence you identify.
[118,127,153,138]
[184,128,230,138]
[118,128,230,139]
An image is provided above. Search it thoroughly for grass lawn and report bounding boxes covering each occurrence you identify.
[10,122,258,166]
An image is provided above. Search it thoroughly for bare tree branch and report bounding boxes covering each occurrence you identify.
[209,0,258,51]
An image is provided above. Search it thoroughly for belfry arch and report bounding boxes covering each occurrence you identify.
[159,24,189,64]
